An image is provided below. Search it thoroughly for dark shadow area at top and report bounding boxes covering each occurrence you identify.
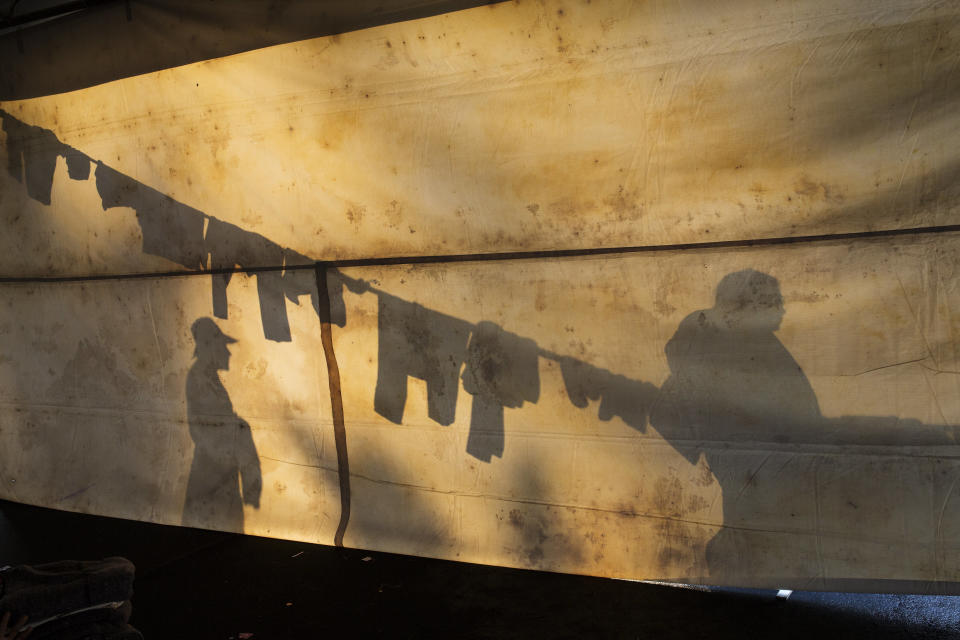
[0,0,502,101]
[182,318,261,531]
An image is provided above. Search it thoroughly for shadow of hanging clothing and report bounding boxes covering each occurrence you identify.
[374,292,473,427]
[97,158,314,343]
[559,357,658,433]
[1,110,313,346]
[462,321,540,462]
[94,162,207,269]
[202,218,317,342]
[2,109,90,205]
[182,319,261,532]
[326,268,371,328]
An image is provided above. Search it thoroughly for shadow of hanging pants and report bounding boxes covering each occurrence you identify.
[374,293,472,426]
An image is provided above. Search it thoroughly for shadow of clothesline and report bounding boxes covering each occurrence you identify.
[0,107,665,463]
[3,108,957,461]
[4,108,960,581]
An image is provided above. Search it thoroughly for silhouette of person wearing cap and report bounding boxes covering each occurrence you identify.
[649,270,821,576]
[182,318,261,531]
[649,269,955,579]
[651,269,821,447]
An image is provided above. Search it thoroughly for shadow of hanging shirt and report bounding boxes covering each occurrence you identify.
[559,357,657,434]
[461,321,540,462]
[280,259,321,320]
[0,110,310,346]
[325,268,371,328]
[374,292,472,427]
[1,110,81,205]
[596,372,658,433]
[94,162,206,269]
[203,217,294,342]
[210,272,233,320]
[559,357,604,409]
[64,148,91,180]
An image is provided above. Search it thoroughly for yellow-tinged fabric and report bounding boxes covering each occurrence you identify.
[0,0,958,591]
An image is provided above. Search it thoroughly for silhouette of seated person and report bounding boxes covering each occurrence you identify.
[182,318,261,531]
[649,269,956,578]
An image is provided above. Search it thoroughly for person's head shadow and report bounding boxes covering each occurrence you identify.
[649,269,821,451]
[191,317,238,374]
[651,268,956,450]
[712,269,785,333]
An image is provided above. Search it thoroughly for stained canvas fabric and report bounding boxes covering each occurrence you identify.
[0,0,958,592]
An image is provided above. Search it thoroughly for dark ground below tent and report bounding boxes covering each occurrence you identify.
[0,499,957,639]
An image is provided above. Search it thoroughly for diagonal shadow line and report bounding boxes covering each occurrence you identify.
[3,109,960,562]
[2,106,959,437]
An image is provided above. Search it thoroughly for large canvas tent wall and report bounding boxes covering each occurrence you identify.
[0,0,958,592]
